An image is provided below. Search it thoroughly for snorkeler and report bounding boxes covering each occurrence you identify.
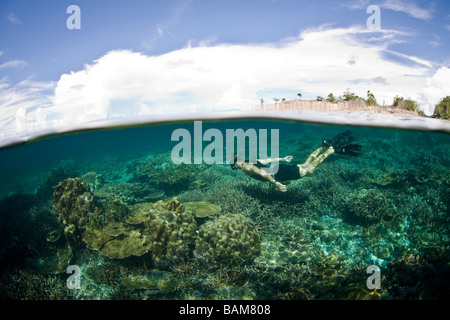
[230,131,362,192]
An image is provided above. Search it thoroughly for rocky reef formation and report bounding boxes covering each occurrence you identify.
[195,213,261,266]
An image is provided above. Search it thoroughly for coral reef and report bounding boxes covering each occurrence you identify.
[100,229,148,259]
[121,269,180,292]
[341,188,391,225]
[142,199,197,266]
[195,213,261,266]
[84,259,123,288]
[93,182,164,205]
[384,249,450,299]
[181,180,260,216]
[83,217,148,260]
[184,201,221,218]
[0,269,75,300]
[36,165,79,202]
[80,171,105,192]
[0,193,59,275]
[255,230,311,267]
[82,226,112,251]
[99,195,131,225]
[52,177,102,248]
[36,241,73,274]
[127,153,203,195]
[82,197,197,265]
[1,122,449,300]
[152,197,185,213]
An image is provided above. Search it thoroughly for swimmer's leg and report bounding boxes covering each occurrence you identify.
[298,147,335,177]
[304,146,327,165]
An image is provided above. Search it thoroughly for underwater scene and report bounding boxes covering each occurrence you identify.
[0,119,448,300]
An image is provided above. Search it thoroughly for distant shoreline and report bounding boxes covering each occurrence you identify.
[255,99,422,116]
[2,106,449,150]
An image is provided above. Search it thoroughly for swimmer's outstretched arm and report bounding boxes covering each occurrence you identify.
[257,155,293,165]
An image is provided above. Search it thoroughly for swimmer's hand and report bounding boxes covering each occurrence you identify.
[283,156,293,162]
[275,181,287,192]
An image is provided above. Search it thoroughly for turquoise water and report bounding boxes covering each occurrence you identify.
[0,119,448,299]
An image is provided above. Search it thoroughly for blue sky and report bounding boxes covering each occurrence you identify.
[1,0,449,142]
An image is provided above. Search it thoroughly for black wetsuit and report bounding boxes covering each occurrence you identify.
[255,161,301,182]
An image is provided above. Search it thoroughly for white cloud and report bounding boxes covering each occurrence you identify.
[144,0,193,50]
[158,0,192,35]
[381,0,433,20]
[420,67,450,115]
[428,34,441,48]
[0,78,54,140]
[384,50,433,68]
[7,12,22,24]
[41,26,434,120]
[341,0,370,10]
[1,25,447,143]
[0,59,28,69]
[342,0,433,20]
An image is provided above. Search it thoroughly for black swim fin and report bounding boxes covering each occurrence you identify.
[333,143,362,157]
[323,131,362,156]
[322,130,355,149]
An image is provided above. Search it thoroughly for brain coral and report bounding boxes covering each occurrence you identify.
[142,201,197,266]
[195,213,261,266]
